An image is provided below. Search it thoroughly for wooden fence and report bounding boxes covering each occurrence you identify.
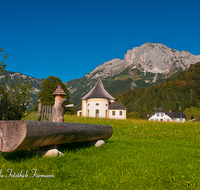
[38,103,54,122]
[0,101,65,122]
[0,100,3,120]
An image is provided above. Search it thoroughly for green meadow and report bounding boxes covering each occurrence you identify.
[1,115,200,189]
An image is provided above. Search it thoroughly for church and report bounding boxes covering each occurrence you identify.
[77,78,127,119]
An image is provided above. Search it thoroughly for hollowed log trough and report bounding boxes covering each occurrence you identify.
[0,120,113,152]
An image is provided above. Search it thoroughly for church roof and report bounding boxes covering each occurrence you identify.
[77,105,82,111]
[81,78,115,100]
[108,101,127,110]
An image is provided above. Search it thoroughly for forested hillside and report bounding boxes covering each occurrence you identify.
[116,62,200,119]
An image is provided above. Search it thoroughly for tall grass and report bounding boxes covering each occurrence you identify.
[1,115,200,189]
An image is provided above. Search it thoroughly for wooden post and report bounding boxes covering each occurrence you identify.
[42,105,44,121]
[38,103,42,121]
[52,85,66,122]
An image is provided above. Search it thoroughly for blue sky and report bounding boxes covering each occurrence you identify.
[1,0,200,82]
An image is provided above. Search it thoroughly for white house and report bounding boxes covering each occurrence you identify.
[77,78,127,119]
[148,107,186,122]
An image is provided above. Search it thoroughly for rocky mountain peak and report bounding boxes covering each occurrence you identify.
[86,43,200,80]
[124,43,200,73]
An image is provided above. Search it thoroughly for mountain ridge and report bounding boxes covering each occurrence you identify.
[65,43,200,107]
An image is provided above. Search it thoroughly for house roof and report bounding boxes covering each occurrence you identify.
[170,112,186,119]
[108,101,127,110]
[81,78,115,100]
[155,107,165,112]
[148,107,186,119]
[148,107,173,119]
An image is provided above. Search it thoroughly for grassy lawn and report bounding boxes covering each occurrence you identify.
[1,115,200,189]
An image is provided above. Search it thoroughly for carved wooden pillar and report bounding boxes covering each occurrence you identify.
[39,85,67,151]
[52,85,66,122]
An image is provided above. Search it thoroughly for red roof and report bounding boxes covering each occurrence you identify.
[148,107,173,119]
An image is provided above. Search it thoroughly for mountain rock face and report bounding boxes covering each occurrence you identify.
[66,43,200,107]
[86,43,200,79]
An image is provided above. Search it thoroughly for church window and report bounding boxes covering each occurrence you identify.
[96,103,99,106]
[112,111,115,116]
[96,109,99,117]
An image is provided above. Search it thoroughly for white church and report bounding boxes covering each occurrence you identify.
[77,78,127,119]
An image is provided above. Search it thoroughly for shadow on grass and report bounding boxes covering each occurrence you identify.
[1,149,39,162]
[58,140,114,152]
[1,140,114,161]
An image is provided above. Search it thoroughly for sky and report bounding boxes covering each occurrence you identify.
[1,0,200,82]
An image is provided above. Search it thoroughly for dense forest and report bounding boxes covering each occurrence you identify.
[116,62,200,119]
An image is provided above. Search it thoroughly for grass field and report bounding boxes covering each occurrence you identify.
[1,115,200,189]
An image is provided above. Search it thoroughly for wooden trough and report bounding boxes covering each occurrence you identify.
[0,120,113,152]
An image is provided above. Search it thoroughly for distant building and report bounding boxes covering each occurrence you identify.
[77,78,127,119]
[148,107,186,122]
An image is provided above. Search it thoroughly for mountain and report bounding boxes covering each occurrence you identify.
[115,62,200,119]
[0,70,44,109]
[1,43,200,109]
[65,43,200,107]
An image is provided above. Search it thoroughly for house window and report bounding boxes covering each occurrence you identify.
[112,111,115,116]
[96,103,99,106]
[119,111,123,116]
[96,109,99,118]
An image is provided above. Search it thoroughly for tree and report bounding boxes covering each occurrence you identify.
[0,48,9,96]
[38,75,70,106]
[0,48,8,74]
[2,78,33,120]
[0,48,33,120]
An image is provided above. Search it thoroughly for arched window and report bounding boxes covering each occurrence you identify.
[96,109,99,117]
